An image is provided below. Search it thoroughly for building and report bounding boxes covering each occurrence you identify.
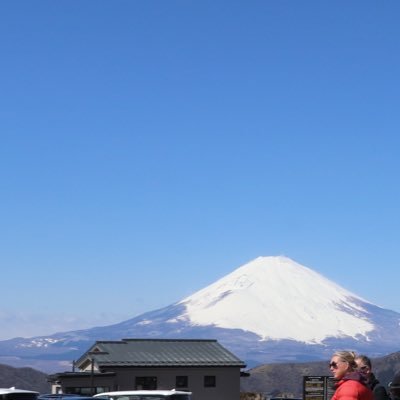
[49,338,247,400]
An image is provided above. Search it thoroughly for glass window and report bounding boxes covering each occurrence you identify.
[135,376,157,390]
[175,376,188,388]
[204,375,216,387]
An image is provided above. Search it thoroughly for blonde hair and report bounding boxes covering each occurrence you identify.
[333,350,358,370]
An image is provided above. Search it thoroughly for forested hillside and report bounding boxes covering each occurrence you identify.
[0,363,50,393]
[240,351,400,397]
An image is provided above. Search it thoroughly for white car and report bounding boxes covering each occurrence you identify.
[0,388,39,400]
[93,390,191,400]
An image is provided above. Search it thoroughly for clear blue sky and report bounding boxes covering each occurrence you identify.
[1,1,399,340]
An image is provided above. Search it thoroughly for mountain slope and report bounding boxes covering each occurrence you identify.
[240,350,400,396]
[1,256,400,373]
[178,256,373,343]
[0,363,50,392]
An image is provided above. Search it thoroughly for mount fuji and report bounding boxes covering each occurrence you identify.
[1,256,400,372]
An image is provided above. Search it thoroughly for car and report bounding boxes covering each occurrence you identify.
[38,396,97,400]
[38,393,78,400]
[0,387,39,400]
[93,390,192,400]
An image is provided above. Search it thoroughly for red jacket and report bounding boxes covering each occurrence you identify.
[331,372,373,400]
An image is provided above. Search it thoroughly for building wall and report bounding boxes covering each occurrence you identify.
[89,366,240,400]
[56,366,241,400]
[58,375,117,395]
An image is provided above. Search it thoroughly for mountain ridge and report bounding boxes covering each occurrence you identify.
[1,256,400,373]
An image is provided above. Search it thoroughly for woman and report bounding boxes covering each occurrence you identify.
[330,351,373,400]
[355,354,389,400]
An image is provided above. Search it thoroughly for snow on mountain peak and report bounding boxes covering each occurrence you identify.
[179,256,374,344]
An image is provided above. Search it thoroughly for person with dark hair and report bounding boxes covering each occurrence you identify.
[330,350,373,400]
[388,371,400,400]
[355,355,389,400]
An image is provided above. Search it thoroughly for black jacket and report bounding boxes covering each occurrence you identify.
[369,373,389,400]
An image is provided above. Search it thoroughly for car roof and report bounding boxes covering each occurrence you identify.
[94,391,191,396]
[38,395,82,398]
[38,396,94,400]
[0,388,39,395]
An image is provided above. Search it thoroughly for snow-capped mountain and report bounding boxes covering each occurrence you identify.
[178,256,374,343]
[1,256,400,373]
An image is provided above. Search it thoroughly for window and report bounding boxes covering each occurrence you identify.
[65,387,109,395]
[204,375,216,387]
[94,388,110,394]
[175,376,188,388]
[135,376,157,390]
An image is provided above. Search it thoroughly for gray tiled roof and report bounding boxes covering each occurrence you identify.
[78,339,245,368]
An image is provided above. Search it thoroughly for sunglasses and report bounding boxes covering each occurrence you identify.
[329,360,348,369]
[359,366,369,372]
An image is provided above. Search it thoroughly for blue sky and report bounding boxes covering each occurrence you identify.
[1,1,399,340]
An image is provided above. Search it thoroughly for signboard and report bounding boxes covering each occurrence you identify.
[303,376,336,400]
